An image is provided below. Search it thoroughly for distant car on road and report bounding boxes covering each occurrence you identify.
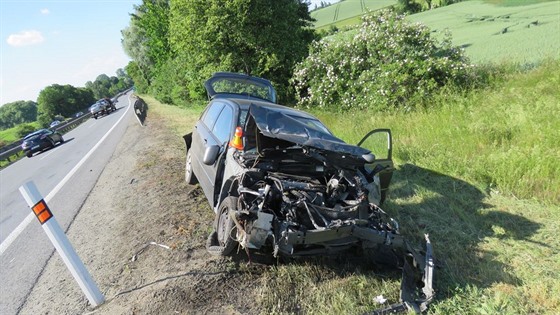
[21,129,64,158]
[89,99,116,119]
[74,111,84,118]
[49,120,61,128]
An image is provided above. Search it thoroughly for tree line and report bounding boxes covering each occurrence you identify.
[121,0,316,106]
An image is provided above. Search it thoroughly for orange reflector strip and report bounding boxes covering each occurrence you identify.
[32,199,53,224]
[32,201,45,215]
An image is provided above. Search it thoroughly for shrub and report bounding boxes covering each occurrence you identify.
[292,9,476,111]
[15,124,36,138]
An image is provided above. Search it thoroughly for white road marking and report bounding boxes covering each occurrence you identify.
[0,94,133,256]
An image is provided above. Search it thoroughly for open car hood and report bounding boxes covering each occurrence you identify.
[246,103,372,160]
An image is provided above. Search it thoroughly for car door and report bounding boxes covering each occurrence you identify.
[203,103,236,204]
[357,129,394,204]
[191,101,225,201]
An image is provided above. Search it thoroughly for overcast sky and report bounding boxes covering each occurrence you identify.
[0,0,338,106]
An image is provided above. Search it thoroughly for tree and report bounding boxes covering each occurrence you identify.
[169,0,316,102]
[133,0,171,68]
[122,21,153,91]
[121,0,170,94]
[37,84,95,126]
[0,101,37,130]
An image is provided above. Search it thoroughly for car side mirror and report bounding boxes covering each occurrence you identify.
[362,153,375,163]
[203,145,220,165]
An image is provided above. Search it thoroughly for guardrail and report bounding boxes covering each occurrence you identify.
[0,112,92,166]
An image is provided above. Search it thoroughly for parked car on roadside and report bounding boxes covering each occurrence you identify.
[21,129,64,158]
[89,99,116,119]
[183,72,434,313]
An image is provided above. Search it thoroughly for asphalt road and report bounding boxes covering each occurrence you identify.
[0,92,135,315]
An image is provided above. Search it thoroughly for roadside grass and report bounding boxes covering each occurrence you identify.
[142,61,559,314]
[137,95,205,137]
[406,0,560,65]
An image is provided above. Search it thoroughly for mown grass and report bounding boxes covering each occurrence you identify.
[406,0,560,65]
[145,60,559,314]
[311,0,396,29]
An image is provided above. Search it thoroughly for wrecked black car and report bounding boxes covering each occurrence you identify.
[183,72,434,313]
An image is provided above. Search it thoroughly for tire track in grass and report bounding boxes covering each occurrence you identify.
[334,3,340,22]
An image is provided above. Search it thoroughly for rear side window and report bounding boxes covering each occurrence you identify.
[212,105,234,144]
[202,102,224,129]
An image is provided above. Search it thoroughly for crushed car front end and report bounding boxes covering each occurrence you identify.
[209,104,434,313]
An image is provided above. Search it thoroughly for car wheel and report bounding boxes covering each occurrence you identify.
[48,138,56,148]
[59,136,65,144]
[26,151,32,158]
[207,196,238,256]
[185,150,198,184]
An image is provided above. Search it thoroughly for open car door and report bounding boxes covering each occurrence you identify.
[357,129,394,204]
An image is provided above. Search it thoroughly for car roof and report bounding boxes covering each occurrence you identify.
[24,129,48,139]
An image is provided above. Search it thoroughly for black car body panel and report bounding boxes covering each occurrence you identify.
[184,72,434,314]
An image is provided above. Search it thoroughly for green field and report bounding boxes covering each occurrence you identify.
[311,0,396,29]
[407,0,560,65]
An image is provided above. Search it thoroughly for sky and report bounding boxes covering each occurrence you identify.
[0,0,336,106]
[0,0,140,105]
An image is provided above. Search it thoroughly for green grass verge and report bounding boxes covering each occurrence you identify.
[143,61,559,314]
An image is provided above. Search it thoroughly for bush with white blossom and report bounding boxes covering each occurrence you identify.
[292,9,476,111]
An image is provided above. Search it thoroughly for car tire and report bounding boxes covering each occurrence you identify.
[185,150,198,184]
[26,151,32,158]
[207,196,238,256]
[59,136,65,144]
[48,138,55,148]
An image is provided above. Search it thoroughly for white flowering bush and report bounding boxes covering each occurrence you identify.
[292,9,475,111]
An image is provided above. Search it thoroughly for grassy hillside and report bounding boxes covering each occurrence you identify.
[407,0,560,65]
[311,0,396,29]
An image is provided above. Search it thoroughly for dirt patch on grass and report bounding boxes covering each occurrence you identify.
[18,111,265,315]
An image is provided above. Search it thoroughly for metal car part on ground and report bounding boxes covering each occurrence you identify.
[183,72,434,314]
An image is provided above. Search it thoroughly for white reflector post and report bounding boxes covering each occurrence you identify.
[19,181,105,307]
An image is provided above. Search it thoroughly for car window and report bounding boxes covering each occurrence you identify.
[212,105,234,144]
[238,109,248,127]
[202,102,224,130]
